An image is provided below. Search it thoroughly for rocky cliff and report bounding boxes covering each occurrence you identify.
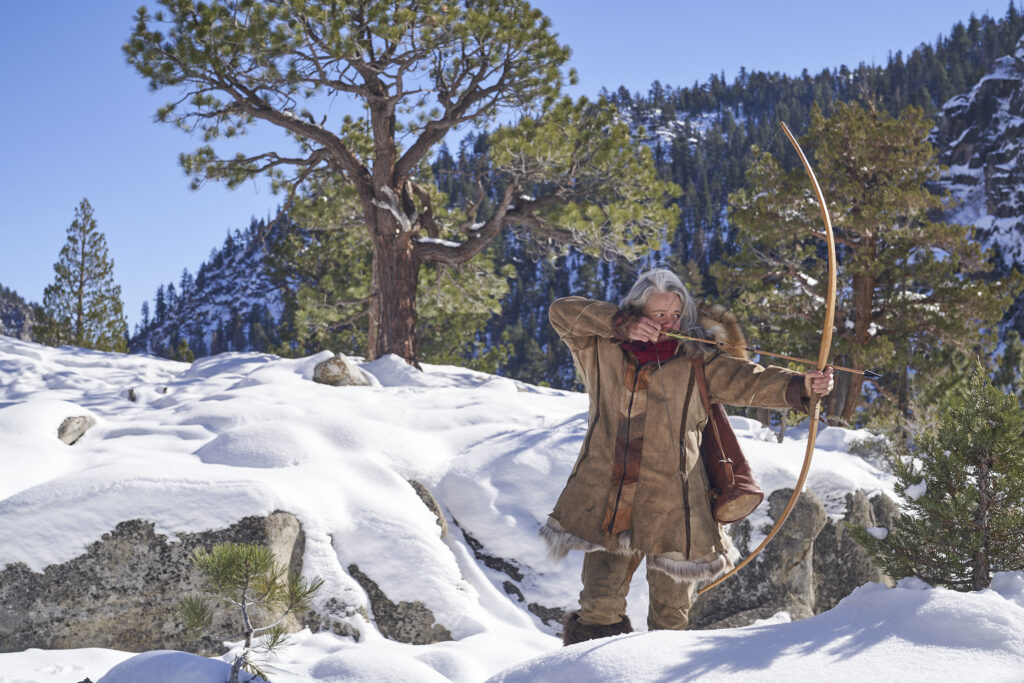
[933,34,1024,332]
[0,285,36,342]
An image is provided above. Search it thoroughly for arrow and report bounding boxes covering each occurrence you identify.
[662,330,881,380]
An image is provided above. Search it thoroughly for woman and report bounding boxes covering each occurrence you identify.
[539,269,834,645]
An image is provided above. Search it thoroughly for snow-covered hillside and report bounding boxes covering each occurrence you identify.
[934,35,1024,273]
[128,219,285,358]
[0,337,1022,682]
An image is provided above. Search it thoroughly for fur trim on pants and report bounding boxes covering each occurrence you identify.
[540,517,739,583]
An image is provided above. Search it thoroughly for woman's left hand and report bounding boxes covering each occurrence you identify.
[804,367,835,397]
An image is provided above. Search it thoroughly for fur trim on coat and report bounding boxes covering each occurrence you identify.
[541,297,802,580]
[698,303,749,359]
[539,518,633,561]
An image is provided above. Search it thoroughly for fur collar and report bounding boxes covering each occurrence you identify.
[698,304,748,359]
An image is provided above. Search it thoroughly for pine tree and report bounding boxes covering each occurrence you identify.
[993,330,1024,402]
[850,362,1024,590]
[721,102,1022,423]
[155,285,167,322]
[167,282,178,312]
[126,1,676,364]
[179,543,323,683]
[179,268,195,299]
[36,199,128,352]
[173,336,195,363]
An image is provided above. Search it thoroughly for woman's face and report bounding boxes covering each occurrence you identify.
[642,291,684,333]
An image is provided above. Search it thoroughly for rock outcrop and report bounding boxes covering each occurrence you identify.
[813,490,898,613]
[346,564,453,644]
[313,354,373,387]
[689,488,895,629]
[0,511,305,656]
[0,486,897,654]
[0,286,36,342]
[689,489,828,628]
[932,35,1024,333]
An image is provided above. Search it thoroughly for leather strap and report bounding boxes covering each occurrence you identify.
[691,356,736,487]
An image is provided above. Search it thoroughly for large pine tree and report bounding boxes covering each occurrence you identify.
[124,0,676,365]
[36,199,128,352]
[850,363,1024,591]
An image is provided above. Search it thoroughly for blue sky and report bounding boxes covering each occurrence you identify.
[0,1,1007,330]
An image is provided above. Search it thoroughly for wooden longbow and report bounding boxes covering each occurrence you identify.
[699,121,837,595]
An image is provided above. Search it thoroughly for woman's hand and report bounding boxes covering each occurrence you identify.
[627,316,665,343]
[804,367,835,397]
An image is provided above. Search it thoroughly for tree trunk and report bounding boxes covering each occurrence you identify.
[840,374,865,423]
[897,362,910,418]
[368,224,419,364]
[971,455,993,590]
[841,272,875,423]
[830,354,852,423]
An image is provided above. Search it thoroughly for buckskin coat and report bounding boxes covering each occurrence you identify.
[539,297,807,583]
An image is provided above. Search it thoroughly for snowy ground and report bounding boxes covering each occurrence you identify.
[0,337,1021,682]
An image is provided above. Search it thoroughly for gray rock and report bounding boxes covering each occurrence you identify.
[691,488,827,628]
[347,563,452,644]
[690,487,897,630]
[452,517,523,581]
[0,291,36,341]
[409,480,448,537]
[527,602,567,628]
[57,415,96,445]
[306,597,366,642]
[813,490,895,612]
[312,354,372,387]
[0,511,305,655]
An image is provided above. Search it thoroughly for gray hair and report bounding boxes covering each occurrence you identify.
[619,269,707,345]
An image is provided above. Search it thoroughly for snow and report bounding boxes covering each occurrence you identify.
[905,480,927,500]
[413,236,462,248]
[1,335,1022,682]
[97,650,266,683]
[492,575,1024,683]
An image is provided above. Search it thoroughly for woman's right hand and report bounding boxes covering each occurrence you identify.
[628,316,664,343]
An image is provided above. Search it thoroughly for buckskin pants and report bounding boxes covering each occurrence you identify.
[578,550,696,630]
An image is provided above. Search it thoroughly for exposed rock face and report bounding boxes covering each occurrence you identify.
[933,36,1024,239]
[932,36,1024,333]
[346,564,453,644]
[0,287,36,342]
[409,479,448,537]
[690,489,828,628]
[0,511,304,656]
[0,486,895,656]
[689,488,895,629]
[57,415,97,445]
[921,33,1024,343]
[813,490,898,613]
[305,597,366,642]
[313,354,373,387]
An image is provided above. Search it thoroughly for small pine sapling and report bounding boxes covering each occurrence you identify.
[850,363,1024,590]
[179,543,324,683]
